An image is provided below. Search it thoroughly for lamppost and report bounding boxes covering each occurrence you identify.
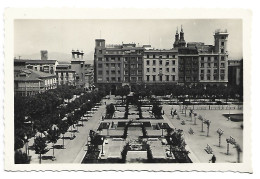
[101,137,104,155]
[24,135,28,156]
[161,123,164,136]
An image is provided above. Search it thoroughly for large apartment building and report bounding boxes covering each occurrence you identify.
[94,28,230,89]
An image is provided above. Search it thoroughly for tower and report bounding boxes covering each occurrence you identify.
[178,25,186,47]
[41,50,48,60]
[214,29,229,54]
[173,27,179,48]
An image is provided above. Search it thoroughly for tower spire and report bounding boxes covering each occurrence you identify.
[176,27,178,34]
[181,25,183,32]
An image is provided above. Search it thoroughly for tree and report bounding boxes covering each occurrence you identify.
[58,120,69,149]
[235,144,242,163]
[47,125,60,160]
[106,104,115,119]
[203,119,211,137]
[15,150,30,164]
[34,136,48,164]
[152,103,162,119]
[198,115,204,132]
[116,86,130,103]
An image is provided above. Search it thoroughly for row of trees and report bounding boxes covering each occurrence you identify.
[129,84,242,101]
[14,85,106,163]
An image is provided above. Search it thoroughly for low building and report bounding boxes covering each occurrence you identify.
[14,59,58,75]
[228,59,243,86]
[56,64,76,86]
[14,68,57,96]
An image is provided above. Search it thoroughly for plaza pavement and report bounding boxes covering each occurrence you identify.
[163,105,243,163]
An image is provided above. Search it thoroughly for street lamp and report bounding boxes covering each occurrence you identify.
[101,137,104,155]
[24,135,28,156]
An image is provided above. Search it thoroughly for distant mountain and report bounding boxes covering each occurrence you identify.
[15,51,94,64]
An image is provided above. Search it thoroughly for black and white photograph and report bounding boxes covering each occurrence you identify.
[3,8,252,172]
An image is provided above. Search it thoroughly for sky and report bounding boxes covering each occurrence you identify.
[14,19,243,60]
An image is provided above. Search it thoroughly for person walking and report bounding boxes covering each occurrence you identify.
[209,154,216,163]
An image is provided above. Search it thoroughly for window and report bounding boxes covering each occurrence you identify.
[221,56,225,61]
[147,68,150,72]
[106,77,109,82]
[159,60,162,66]
[124,77,129,82]
[153,75,156,81]
[146,60,150,65]
[221,42,225,46]
[106,70,109,75]
[106,64,109,67]
[98,58,102,61]
[172,75,175,81]
[118,70,121,74]
[147,54,149,58]
[153,55,155,58]
[98,71,102,75]
[201,69,204,74]
[166,68,169,73]
[214,63,217,67]
[146,75,150,81]
[118,77,121,82]
[111,77,116,81]
[131,70,135,75]
[153,68,156,72]
[172,68,175,72]
[117,63,120,67]
[207,69,211,74]
[138,70,142,75]
[111,63,115,67]
[138,77,142,81]
[159,76,163,81]
[98,64,103,68]
[167,54,169,58]
[221,69,225,73]
[99,50,102,54]
[201,57,204,61]
[214,76,217,80]
[106,58,109,61]
[34,67,37,71]
[131,64,135,68]
[207,76,210,80]
[111,57,115,61]
[159,68,162,71]
[214,56,218,61]
[131,77,136,82]
[166,75,169,81]
[111,70,116,75]
[201,76,204,80]
[221,63,225,67]
[221,49,224,53]
[165,61,169,66]
[207,63,211,67]
[125,70,129,75]
[172,60,175,65]
[201,63,204,68]
[153,60,156,65]
[214,69,217,74]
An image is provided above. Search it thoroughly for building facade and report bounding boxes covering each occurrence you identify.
[14,68,57,96]
[14,59,58,75]
[143,49,178,84]
[228,59,243,86]
[70,50,86,88]
[56,64,76,86]
[93,28,230,88]
[85,64,94,89]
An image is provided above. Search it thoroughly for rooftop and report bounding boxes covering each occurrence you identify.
[15,68,56,82]
[14,59,57,64]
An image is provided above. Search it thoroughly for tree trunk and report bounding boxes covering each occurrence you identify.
[207,126,209,137]
[63,134,65,148]
[39,154,41,164]
[53,143,55,159]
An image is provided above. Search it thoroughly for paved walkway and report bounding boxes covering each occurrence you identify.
[163,105,243,163]
[24,97,114,164]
